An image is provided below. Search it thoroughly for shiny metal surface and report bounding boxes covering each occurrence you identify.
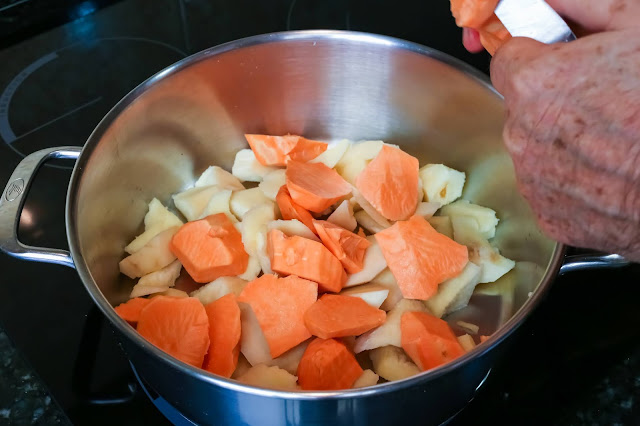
[0,147,80,268]
[495,0,576,44]
[559,254,628,275]
[0,30,614,425]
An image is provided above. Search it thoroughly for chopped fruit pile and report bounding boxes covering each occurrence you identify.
[116,133,516,390]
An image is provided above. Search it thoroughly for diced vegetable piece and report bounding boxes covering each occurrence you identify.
[199,189,236,222]
[173,186,221,222]
[419,164,466,206]
[267,229,346,293]
[114,297,151,324]
[334,140,385,185]
[238,274,317,358]
[297,338,363,390]
[203,294,241,378]
[195,165,245,191]
[267,219,320,242]
[245,134,327,166]
[275,185,316,232]
[480,335,490,343]
[375,215,469,300]
[229,188,272,220]
[354,210,386,234]
[478,14,511,55]
[125,199,183,254]
[369,345,420,381]
[457,334,477,352]
[356,145,420,221]
[237,364,299,390]
[130,259,182,298]
[310,139,350,168]
[344,236,387,287]
[313,220,370,274]
[456,321,480,335]
[169,214,248,283]
[451,216,515,283]
[354,299,428,353]
[238,255,261,281]
[450,0,499,28]
[401,311,465,371]
[415,202,441,219]
[424,262,482,318]
[440,200,499,239]
[241,204,277,255]
[190,276,248,305]
[286,161,351,213]
[137,296,210,367]
[327,200,357,231]
[232,149,278,182]
[268,340,310,375]
[232,354,252,379]
[151,288,189,298]
[119,227,179,279]
[255,226,272,275]
[351,188,391,229]
[428,216,454,239]
[353,369,379,388]
[370,269,403,311]
[304,294,386,339]
[238,302,272,366]
[339,284,390,309]
[258,169,287,201]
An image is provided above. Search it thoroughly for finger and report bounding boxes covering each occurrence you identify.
[462,28,484,53]
[489,37,547,95]
[545,0,640,32]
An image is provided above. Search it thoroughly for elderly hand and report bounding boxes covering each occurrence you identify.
[486,0,640,261]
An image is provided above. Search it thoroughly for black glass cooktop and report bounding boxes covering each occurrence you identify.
[0,1,638,425]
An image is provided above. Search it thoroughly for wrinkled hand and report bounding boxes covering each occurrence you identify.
[490,0,640,261]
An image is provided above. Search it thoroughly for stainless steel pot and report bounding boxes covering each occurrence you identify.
[0,31,628,426]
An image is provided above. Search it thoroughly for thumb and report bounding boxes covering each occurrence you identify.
[546,0,640,32]
[490,37,548,95]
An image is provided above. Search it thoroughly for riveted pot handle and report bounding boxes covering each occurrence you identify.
[0,146,81,269]
[559,253,629,275]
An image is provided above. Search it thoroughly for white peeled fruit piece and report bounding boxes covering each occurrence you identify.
[354,210,386,234]
[327,200,357,231]
[258,169,286,201]
[440,199,499,240]
[340,284,389,309]
[345,236,387,287]
[130,260,182,298]
[415,202,441,219]
[190,276,248,305]
[173,185,222,222]
[231,354,252,379]
[428,216,454,239]
[195,165,245,191]
[457,334,476,352]
[267,219,320,242]
[232,149,278,182]
[369,346,420,382]
[335,140,386,184]
[352,187,391,229]
[199,189,236,222]
[237,364,299,391]
[423,262,482,318]
[238,302,273,366]
[451,216,515,283]
[242,204,277,256]
[310,139,351,168]
[125,199,183,254]
[354,299,428,353]
[267,340,310,375]
[353,369,379,388]
[255,225,272,275]
[119,227,179,279]
[151,288,189,298]
[419,164,466,206]
[230,188,273,220]
[370,269,403,311]
[238,255,261,281]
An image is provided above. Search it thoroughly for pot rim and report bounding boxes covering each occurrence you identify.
[66,29,564,399]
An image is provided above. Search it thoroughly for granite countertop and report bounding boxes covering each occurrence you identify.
[0,328,69,425]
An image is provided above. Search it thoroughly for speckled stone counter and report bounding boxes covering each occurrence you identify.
[0,328,69,425]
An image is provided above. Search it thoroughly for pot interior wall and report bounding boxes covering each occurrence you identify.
[73,34,556,324]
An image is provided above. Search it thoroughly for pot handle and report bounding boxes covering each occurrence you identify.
[0,146,82,269]
[559,252,629,275]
